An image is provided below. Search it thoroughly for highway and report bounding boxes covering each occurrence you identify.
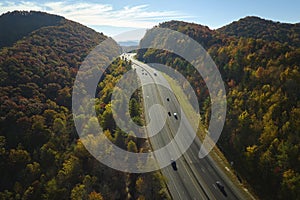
[124,53,250,200]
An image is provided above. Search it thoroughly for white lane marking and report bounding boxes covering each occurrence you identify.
[213,184,217,189]
[165,167,183,199]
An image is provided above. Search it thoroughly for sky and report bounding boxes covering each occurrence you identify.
[0,0,299,41]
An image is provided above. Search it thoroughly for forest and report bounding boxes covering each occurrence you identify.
[0,11,168,200]
[137,18,300,200]
[0,10,299,200]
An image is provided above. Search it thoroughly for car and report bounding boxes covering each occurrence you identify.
[153,71,157,76]
[171,160,177,171]
[166,98,170,101]
[173,112,178,120]
[216,181,227,197]
[168,111,171,116]
[216,181,224,189]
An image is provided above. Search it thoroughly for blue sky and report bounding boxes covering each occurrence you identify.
[1,0,299,41]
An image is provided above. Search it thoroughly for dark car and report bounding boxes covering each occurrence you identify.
[173,112,178,120]
[166,98,170,101]
[171,160,177,171]
[216,181,227,197]
[168,111,171,116]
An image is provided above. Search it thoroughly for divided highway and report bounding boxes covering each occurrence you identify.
[124,53,250,200]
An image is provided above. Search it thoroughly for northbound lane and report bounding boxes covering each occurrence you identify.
[125,53,250,200]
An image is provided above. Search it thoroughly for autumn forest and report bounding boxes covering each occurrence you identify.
[0,11,299,200]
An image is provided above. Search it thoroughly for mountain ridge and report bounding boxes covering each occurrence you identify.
[0,11,67,49]
[217,16,300,47]
[155,17,300,48]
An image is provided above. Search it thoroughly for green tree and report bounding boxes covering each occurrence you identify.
[53,117,66,133]
[8,148,31,167]
[57,155,81,186]
[100,104,116,131]
[71,184,87,200]
[281,169,300,199]
[127,140,138,153]
[129,98,140,117]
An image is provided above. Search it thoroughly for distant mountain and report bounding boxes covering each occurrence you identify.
[217,16,300,47]
[118,40,139,47]
[0,11,65,49]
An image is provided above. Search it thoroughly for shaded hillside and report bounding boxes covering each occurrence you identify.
[218,16,300,47]
[137,19,300,200]
[0,11,64,49]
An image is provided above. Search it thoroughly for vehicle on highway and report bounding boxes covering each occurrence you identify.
[216,181,227,197]
[174,112,178,120]
[153,71,157,76]
[166,98,170,101]
[168,111,171,116]
[171,160,178,171]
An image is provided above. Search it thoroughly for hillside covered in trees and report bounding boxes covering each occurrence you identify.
[218,16,300,47]
[0,11,65,49]
[137,17,300,200]
[0,11,168,199]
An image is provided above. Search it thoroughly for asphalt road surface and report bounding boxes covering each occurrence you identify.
[124,53,249,200]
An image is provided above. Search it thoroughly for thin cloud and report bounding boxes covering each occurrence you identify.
[0,1,43,12]
[0,1,191,28]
